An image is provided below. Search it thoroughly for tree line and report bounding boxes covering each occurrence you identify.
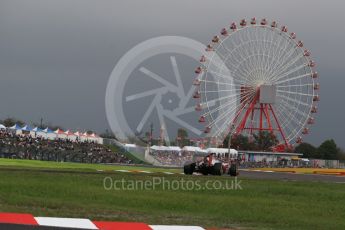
[294,140,345,160]
[224,132,345,160]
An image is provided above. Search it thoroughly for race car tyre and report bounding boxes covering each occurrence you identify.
[184,163,195,175]
[229,163,239,176]
[212,162,223,176]
[200,166,209,175]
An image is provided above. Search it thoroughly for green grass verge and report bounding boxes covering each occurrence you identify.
[0,158,180,173]
[0,159,344,229]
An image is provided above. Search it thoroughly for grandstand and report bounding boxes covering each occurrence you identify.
[0,126,132,164]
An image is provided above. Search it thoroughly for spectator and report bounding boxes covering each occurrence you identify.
[0,129,132,164]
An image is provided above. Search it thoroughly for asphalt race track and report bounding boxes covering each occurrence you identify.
[239,169,345,183]
[1,166,345,183]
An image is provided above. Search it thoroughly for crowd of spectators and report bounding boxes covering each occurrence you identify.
[0,129,133,164]
[149,150,194,166]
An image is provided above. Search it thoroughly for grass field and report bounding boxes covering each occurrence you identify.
[0,158,180,173]
[0,159,344,230]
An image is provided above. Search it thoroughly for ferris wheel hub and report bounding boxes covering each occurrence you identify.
[259,85,277,104]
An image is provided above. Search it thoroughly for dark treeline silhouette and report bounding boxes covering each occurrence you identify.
[295,139,345,160]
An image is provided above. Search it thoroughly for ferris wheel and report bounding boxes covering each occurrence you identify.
[194,18,319,150]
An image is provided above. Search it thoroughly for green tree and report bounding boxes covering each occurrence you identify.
[100,129,117,139]
[222,134,256,150]
[86,130,95,135]
[177,128,188,139]
[336,148,345,161]
[1,117,25,127]
[317,139,338,160]
[127,135,148,146]
[176,128,190,147]
[294,142,317,158]
[254,131,278,151]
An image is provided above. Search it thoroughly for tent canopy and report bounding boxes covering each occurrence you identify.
[9,124,22,130]
[169,146,181,151]
[33,127,43,132]
[54,129,66,135]
[150,145,171,151]
[182,146,207,153]
[150,146,238,154]
[74,131,88,137]
[206,148,238,155]
[64,130,75,136]
[21,125,33,131]
[89,133,99,138]
[149,146,181,152]
[43,128,54,133]
[0,124,103,143]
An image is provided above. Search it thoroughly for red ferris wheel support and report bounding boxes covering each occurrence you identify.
[231,85,289,151]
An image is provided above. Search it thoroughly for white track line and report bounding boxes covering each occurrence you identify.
[35,217,98,229]
[138,171,153,174]
[150,225,205,230]
[115,170,131,173]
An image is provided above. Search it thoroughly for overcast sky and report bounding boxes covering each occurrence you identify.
[0,0,344,147]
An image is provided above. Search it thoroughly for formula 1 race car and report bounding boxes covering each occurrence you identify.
[184,153,239,176]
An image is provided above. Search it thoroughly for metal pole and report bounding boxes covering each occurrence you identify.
[149,122,153,146]
[228,124,239,176]
[228,124,235,156]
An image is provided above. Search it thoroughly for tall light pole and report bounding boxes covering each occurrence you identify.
[149,122,154,146]
[228,124,235,156]
[228,123,238,176]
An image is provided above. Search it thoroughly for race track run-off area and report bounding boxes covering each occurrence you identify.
[0,159,345,229]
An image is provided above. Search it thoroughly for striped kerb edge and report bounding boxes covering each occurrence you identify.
[0,213,205,230]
